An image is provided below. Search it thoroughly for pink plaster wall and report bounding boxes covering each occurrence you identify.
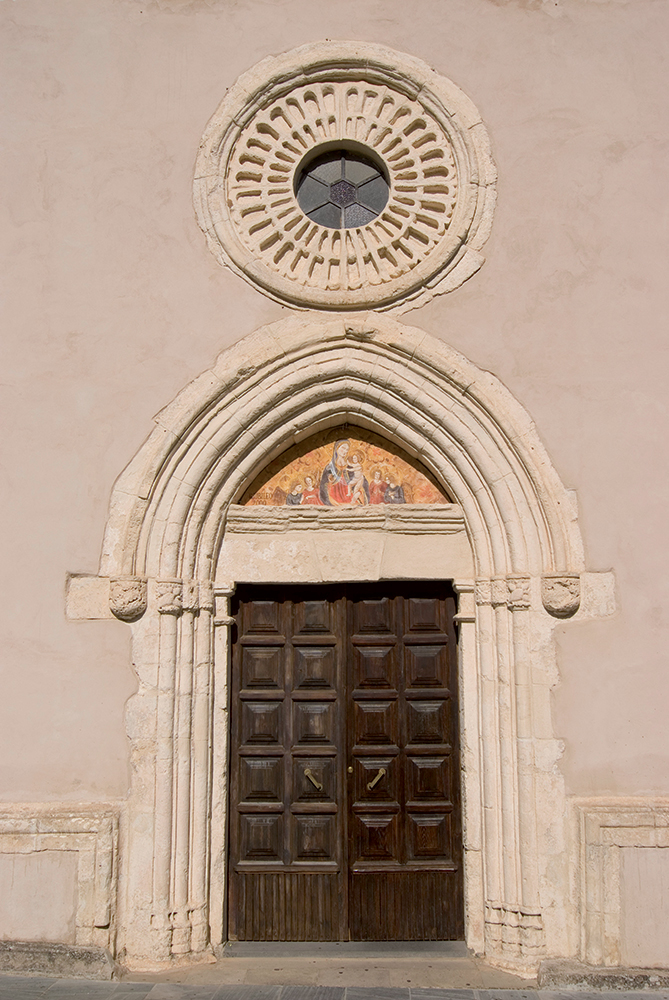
[1,0,668,799]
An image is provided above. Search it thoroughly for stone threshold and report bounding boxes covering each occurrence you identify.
[220,944,470,959]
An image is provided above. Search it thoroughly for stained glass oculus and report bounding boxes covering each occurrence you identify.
[295,150,389,229]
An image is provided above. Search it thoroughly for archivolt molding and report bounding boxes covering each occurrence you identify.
[101,314,583,586]
[194,41,496,312]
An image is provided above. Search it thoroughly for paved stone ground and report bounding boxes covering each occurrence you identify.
[123,953,532,991]
[2,983,669,1000]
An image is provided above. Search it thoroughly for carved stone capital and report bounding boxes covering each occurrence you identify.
[476,576,532,610]
[507,576,531,611]
[542,574,580,618]
[181,580,199,614]
[213,615,235,629]
[491,578,509,607]
[213,588,234,627]
[109,577,147,622]
[155,580,183,616]
[198,580,215,614]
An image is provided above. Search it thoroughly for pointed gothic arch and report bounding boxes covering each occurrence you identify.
[101,314,583,584]
[81,315,604,973]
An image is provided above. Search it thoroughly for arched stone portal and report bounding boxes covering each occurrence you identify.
[68,314,613,974]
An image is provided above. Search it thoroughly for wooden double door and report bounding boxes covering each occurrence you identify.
[228,583,463,941]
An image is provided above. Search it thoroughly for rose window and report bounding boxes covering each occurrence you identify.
[194,43,497,310]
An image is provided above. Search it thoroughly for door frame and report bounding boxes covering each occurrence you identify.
[211,506,475,949]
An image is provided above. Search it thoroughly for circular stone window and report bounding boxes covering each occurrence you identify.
[194,42,496,312]
[295,149,389,229]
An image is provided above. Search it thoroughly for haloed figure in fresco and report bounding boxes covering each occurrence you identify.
[285,482,304,505]
[346,452,367,505]
[302,475,321,505]
[369,469,386,504]
[319,439,371,506]
[383,476,406,503]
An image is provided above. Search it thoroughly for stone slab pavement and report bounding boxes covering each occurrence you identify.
[2,983,669,1000]
[122,953,531,991]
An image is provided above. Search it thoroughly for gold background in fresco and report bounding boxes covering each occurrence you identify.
[243,427,450,506]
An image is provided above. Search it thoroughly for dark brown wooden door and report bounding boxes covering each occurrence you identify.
[228,583,462,942]
[346,585,463,939]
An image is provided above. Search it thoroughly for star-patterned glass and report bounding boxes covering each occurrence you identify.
[296,150,389,229]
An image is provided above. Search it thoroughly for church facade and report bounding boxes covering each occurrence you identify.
[1,0,668,980]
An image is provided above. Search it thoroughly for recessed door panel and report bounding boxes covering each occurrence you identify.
[353,700,399,747]
[405,645,449,688]
[407,813,453,861]
[243,599,283,635]
[241,646,283,690]
[240,814,283,862]
[352,813,401,863]
[293,599,335,636]
[292,758,337,804]
[239,757,283,803]
[240,702,283,746]
[353,645,397,691]
[353,756,398,805]
[406,596,444,633]
[293,815,336,861]
[293,702,337,746]
[407,755,451,802]
[352,596,395,636]
[406,700,449,746]
[294,646,336,690]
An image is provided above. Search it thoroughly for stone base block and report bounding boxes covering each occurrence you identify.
[538,959,669,991]
[0,940,116,980]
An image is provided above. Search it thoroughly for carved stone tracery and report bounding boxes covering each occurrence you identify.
[227,80,458,294]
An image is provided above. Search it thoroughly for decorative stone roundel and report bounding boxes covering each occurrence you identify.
[194,42,497,312]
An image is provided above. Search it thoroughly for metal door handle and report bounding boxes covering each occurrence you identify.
[367,767,386,791]
[304,768,323,791]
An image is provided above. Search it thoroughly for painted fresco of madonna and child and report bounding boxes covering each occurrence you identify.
[243,431,450,507]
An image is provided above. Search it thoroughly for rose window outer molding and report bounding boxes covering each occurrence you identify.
[194,41,497,312]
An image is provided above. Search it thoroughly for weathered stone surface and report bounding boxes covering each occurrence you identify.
[0,941,115,980]
[538,958,669,991]
[0,804,119,955]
